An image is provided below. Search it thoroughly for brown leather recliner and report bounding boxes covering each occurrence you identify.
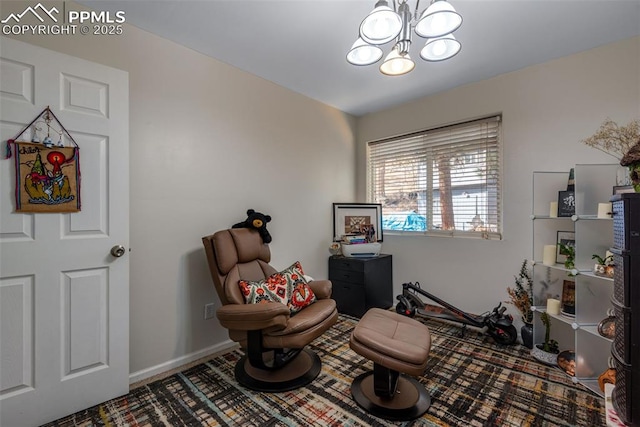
[202,228,338,392]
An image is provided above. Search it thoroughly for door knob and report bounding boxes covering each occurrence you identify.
[110,245,126,257]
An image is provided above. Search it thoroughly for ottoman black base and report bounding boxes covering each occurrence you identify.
[351,369,431,421]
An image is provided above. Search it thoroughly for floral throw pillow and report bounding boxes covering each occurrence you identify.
[238,261,316,314]
[289,282,317,314]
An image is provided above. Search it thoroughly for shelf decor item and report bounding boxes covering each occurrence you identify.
[557,234,576,276]
[328,242,341,256]
[598,310,616,339]
[520,322,534,350]
[620,139,640,192]
[557,190,575,217]
[546,298,561,315]
[592,252,614,277]
[597,202,613,219]
[567,168,575,191]
[531,311,560,365]
[540,311,559,354]
[557,350,576,376]
[558,243,575,273]
[613,185,635,195]
[542,245,556,266]
[598,357,617,392]
[561,280,576,317]
[506,260,533,322]
[506,260,534,348]
[598,368,616,393]
[581,117,640,192]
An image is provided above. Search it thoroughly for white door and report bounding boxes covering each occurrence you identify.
[0,37,129,427]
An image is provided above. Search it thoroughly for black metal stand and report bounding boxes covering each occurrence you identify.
[351,362,431,421]
[235,348,322,392]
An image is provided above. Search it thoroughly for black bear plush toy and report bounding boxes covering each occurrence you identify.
[232,209,272,244]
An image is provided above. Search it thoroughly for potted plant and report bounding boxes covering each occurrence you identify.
[531,311,560,365]
[592,252,614,277]
[506,260,534,348]
[558,243,576,275]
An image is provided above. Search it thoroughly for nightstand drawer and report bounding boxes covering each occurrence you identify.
[329,268,364,284]
[328,257,365,272]
[331,280,366,318]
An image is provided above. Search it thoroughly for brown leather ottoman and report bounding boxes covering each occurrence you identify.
[349,308,431,421]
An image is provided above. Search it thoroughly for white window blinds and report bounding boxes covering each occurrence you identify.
[367,115,502,239]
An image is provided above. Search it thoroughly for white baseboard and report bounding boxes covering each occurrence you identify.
[129,339,236,384]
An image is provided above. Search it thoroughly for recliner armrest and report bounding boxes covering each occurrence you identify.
[308,279,332,299]
[216,302,290,331]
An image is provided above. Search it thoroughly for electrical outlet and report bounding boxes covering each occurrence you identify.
[204,303,216,320]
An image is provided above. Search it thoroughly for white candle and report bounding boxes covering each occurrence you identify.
[543,245,556,266]
[597,203,612,219]
[547,298,561,315]
[549,202,558,218]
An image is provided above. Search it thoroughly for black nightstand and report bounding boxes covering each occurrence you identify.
[328,254,393,318]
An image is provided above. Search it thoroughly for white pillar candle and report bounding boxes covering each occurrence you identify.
[597,203,612,219]
[543,245,556,266]
[549,202,558,218]
[547,298,561,315]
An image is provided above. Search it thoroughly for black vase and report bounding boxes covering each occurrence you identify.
[521,323,534,349]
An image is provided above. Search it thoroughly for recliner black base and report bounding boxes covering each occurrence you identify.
[351,365,431,421]
[235,348,322,392]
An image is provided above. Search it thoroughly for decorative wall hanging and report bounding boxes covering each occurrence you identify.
[5,107,81,213]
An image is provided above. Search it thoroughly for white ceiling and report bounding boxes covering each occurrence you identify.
[80,0,640,116]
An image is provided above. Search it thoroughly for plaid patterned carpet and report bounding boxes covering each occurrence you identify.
[44,314,605,427]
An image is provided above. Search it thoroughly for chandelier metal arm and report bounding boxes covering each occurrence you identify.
[397,2,412,54]
[412,0,422,23]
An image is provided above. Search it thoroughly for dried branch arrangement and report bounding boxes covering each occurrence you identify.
[581,118,640,161]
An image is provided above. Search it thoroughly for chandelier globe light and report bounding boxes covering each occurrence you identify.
[380,47,415,76]
[420,33,461,61]
[359,0,403,45]
[414,0,462,38]
[347,37,384,66]
[347,0,463,76]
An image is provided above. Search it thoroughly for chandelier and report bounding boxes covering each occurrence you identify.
[346,0,462,76]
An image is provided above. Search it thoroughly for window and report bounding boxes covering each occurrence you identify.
[367,115,502,239]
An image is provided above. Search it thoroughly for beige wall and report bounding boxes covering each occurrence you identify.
[1,2,357,377]
[356,36,640,316]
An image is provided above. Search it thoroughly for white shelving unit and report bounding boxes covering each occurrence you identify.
[531,164,618,396]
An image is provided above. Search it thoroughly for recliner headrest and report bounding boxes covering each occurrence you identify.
[212,228,270,275]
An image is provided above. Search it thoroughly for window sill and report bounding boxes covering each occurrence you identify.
[382,230,503,240]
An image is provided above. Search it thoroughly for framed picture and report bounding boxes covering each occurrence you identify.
[613,185,635,195]
[556,231,575,263]
[333,203,383,242]
[557,191,575,217]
